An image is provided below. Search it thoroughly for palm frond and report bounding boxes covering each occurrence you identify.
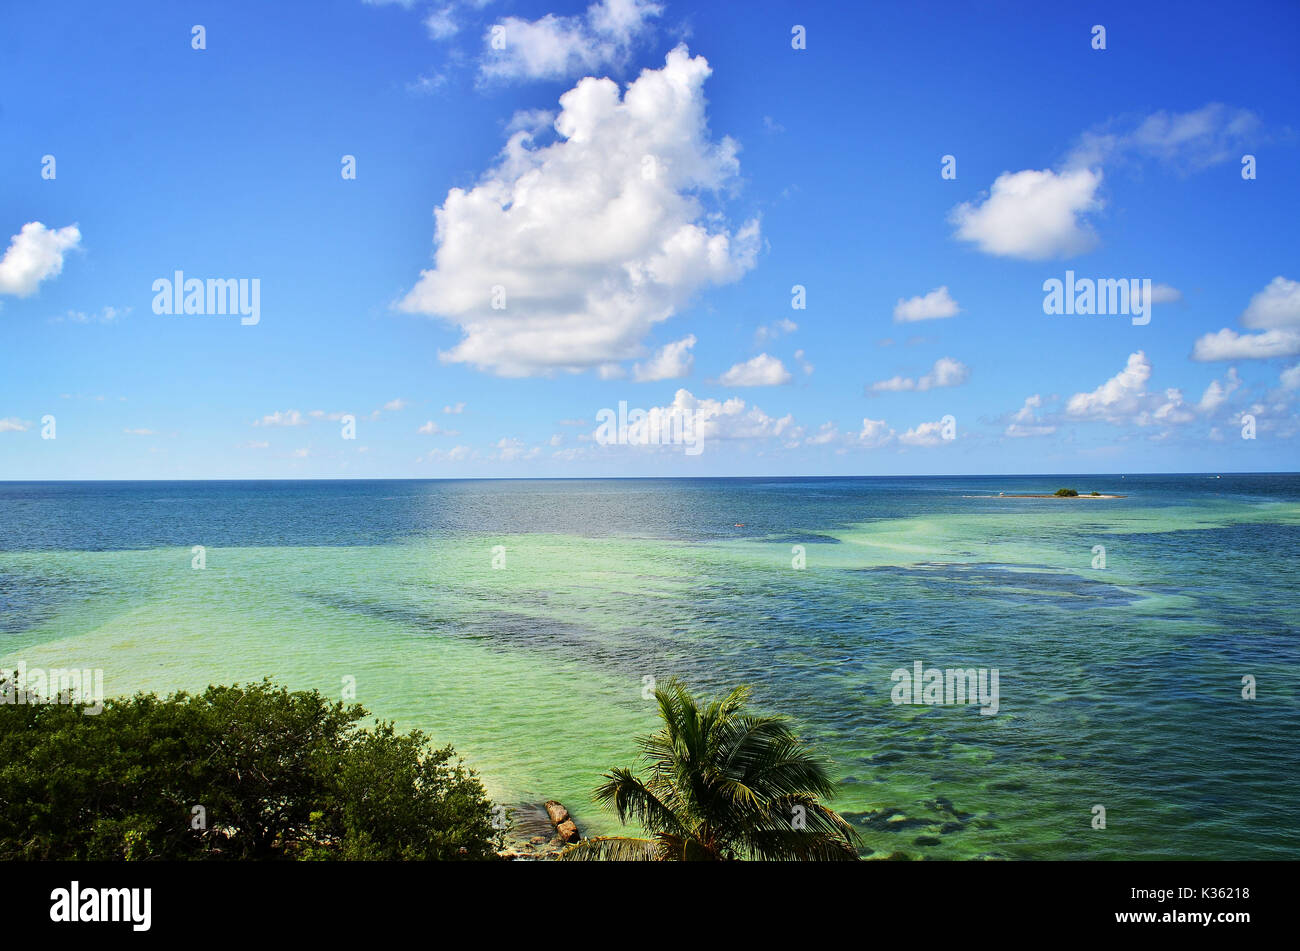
[585,679,861,861]
[557,836,659,861]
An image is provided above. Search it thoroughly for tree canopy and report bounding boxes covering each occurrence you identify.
[0,676,502,860]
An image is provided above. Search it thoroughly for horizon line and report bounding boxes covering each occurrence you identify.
[0,470,1296,484]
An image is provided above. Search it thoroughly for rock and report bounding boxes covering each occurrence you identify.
[556,819,580,843]
[544,800,570,825]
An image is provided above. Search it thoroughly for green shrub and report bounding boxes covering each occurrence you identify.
[1053,488,1079,497]
[0,676,502,860]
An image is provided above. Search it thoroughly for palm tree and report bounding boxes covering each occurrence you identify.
[560,679,861,861]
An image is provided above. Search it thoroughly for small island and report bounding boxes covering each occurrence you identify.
[963,488,1126,499]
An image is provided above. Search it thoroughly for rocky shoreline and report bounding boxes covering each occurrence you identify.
[498,800,582,861]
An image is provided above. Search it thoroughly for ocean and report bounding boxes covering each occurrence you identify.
[1,474,1297,859]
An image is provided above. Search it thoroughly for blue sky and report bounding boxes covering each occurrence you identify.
[2,0,1298,478]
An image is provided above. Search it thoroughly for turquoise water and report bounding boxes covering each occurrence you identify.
[2,475,1297,859]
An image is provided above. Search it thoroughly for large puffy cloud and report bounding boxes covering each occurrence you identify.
[481,0,662,83]
[399,47,759,377]
[0,222,81,297]
[949,169,1102,260]
[870,356,969,393]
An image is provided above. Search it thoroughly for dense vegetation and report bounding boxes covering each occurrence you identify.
[562,679,861,861]
[0,677,502,860]
[1053,488,1079,497]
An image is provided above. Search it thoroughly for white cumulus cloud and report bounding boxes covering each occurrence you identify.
[633,334,696,381]
[1240,276,1300,330]
[950,169,1102,260]
[1193,327,1300,361]
[1065,352,1152,421]
[481,0,662,83]
[719,353,791,387]
[893,286,960,323]
[1063,351,1196,429]
[856,417,894,449]
[0,222,81,297]
[398,47,759,377]
[1193,277,1300,360]
[617,388,794,443]
[899,420,954,447]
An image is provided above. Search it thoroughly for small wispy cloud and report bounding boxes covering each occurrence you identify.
[52,305,130,324]
[870,357,970,393]
[254,410,308,427]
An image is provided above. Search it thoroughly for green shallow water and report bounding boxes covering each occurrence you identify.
[1,476,1297,858]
